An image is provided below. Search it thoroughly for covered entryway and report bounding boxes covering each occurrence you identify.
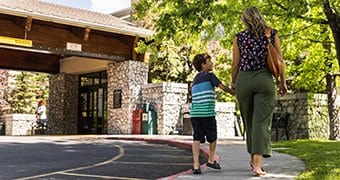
[79,71,108,134]
[0,0,152,135]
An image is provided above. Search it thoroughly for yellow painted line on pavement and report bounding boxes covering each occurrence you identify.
[14,144,124,180]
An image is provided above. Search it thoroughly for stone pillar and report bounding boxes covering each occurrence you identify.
[160,83,188,135]
[142,83,188,135]
[107,61,148,134]
[307,94,329,139]
[0,70,10,115]
[48,73,78,135]
[216,102,236,138]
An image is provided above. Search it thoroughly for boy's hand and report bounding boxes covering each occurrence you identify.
[231,83,236,92]
[219,84,235,96]
[226,87,236,96]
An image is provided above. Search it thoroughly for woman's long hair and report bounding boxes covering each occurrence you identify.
[241,6,268,39]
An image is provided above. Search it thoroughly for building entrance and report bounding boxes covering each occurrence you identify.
[78,71,108,134]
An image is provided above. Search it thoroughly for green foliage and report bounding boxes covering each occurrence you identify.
[8,72,49,113]
[289,43,337,92]
[261,0,339,92]
[273,140,340,180]
[134,0,339,94]
[214,51,234,102]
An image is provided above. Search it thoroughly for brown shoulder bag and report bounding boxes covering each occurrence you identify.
[265,28,285,81]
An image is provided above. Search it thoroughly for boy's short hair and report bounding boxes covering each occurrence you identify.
[193,53,211,72]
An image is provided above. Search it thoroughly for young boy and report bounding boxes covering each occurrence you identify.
[190,53,234,174]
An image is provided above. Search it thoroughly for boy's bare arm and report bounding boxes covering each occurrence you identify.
[218,83,235,95]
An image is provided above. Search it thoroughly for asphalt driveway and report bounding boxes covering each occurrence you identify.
[0,136,205,179]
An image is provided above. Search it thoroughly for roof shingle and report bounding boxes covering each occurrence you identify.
[0,0,153,37]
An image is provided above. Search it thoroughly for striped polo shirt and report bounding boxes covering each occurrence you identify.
[190,72,221,117]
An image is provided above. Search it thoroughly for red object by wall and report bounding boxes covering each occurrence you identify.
[132,109,143,134]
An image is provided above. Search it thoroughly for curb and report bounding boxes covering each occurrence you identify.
[105,136,221,179]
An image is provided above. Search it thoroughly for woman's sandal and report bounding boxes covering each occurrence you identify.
[250,161,265,170]
[250,161,266,176]
[253,170,266,177]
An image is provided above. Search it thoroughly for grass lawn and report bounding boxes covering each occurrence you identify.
[272,140,340,180]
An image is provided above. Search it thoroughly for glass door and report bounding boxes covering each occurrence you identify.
[78,71,107,134]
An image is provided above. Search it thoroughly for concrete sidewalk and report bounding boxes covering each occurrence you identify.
[104,135,305,180]
[175,143,305,179]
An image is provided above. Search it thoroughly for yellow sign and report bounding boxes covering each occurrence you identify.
[0,36,32,47]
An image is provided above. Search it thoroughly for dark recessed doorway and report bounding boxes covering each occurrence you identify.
[78,71,107,134]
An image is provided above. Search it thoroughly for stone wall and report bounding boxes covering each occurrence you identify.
[142,83,188,135]
[215,102,236,138]
[141,83,237,137]
[48,73,78,135]
[274,93,332,140]
[0,114,35,135]
[107,61,148,134]
[178,102,237,138]
[0,70,10,116]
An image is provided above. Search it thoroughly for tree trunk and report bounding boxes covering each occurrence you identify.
[323,0,340,67]
[326,73,339,140]
[323,0,340,140]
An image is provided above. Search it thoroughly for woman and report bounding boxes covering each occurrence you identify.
[231,6,287,176]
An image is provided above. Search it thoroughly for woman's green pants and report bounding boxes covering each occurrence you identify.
[236,68,275,157]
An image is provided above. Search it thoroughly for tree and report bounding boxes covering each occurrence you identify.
[134,0,236,102]
[135,0,339,88]
[134,0,339,139]
[262,0,340,140]
[8,72,49,114]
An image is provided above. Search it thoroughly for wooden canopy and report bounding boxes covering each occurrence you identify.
[0,0,152,73]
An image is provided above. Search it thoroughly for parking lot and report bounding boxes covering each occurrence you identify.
[0,136,206,180]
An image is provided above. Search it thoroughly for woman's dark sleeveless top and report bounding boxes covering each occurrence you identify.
[236,29,277,71]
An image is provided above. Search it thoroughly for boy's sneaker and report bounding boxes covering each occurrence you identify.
[192,167,201,174]
[206,161,221,169]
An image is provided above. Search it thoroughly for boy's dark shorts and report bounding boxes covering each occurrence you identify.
[190,116,217,143]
